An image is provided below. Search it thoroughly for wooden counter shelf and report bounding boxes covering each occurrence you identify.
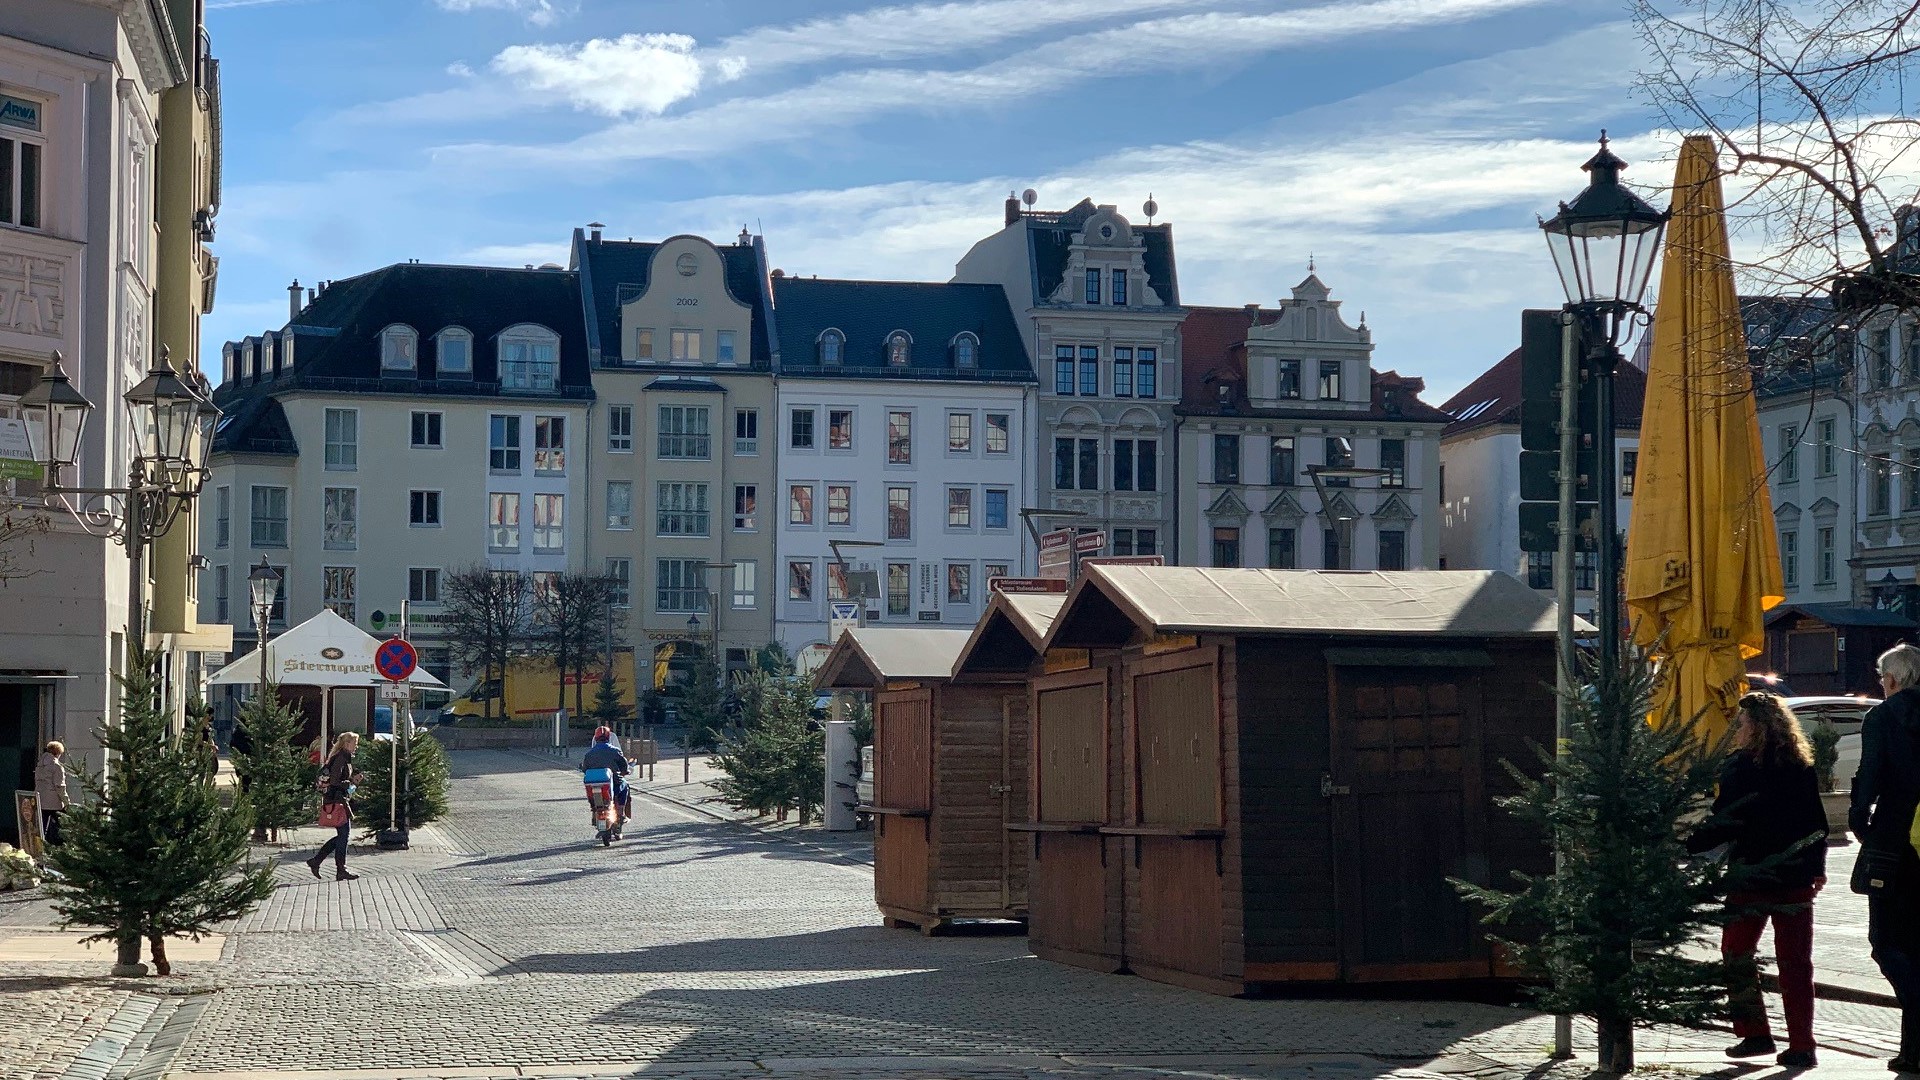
[1006,822,1101,834]
[858,805,932,819]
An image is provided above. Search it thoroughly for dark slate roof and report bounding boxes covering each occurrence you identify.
[771,277,1034,382]
[1439,345,1648,438]
[210,393,297,456]
[1744,295,1844,400]
[572,232,774,369]
[1022,198,1179,307]
[1765,602,1917,629]
[1174,304,1450,425]
[212,262,592,407]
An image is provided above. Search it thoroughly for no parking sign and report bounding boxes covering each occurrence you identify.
[375,637,418,682]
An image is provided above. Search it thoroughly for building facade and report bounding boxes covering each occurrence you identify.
[1179,277,1450,573]
[202,264,594,700]
[0,0,223,826]
[573,227,778,684]
[769,276,1035,669]
[954,197,1181,562]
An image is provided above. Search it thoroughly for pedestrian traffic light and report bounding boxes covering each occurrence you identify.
[1518,308,1601,552]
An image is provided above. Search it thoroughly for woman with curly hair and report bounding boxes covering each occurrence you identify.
[1688,691,1829,1069]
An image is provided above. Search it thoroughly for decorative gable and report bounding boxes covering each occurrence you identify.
[1371,493,1416,521]
[1320,489,1359,522]
[1205,488,1251,524]
[1261,490,1306,522]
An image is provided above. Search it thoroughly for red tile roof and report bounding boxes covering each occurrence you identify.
[1439,345,1645,438]
[1177,304,1450,424]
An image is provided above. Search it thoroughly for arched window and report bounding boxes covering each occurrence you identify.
[952,332,978,369]
[886,331,911,367]
[498,323,561,391]
[819,329,844,366]
[380,324,418,372]
[221,343,234,385]
[436,327,473,375]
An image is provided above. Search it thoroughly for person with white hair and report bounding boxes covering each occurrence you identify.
[1855,643,1920,1073]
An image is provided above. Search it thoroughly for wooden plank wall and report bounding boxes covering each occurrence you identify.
[1026,654,1126,972]
[932,682,1024,917]
[1005,693,1031,912]
[1477,642,1556,900]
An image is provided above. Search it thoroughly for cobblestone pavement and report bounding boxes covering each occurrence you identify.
[2,749,1905,1080]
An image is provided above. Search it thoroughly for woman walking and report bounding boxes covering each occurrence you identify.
[305,732,363,882]
[1856,645,1920,1073]
[34,741,68,848]
[1689,692,1829,1069]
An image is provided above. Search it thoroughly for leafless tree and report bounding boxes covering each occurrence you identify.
[443,567,530,721]
[532,571,621,720]
[0,506,50,584]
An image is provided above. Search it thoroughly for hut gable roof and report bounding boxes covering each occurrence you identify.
[813,627,974,689]
[1046,565,1567,650]
[953,592,1067,676]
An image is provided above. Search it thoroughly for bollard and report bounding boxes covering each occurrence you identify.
[824,721,857,831]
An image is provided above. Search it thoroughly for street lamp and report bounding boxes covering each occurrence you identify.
[248,556,283,694]
[1304,464,1392,570]
[1539,132,1669,671]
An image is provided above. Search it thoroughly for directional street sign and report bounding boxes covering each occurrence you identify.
[1517,308,1602,553]
[375,637,418,682]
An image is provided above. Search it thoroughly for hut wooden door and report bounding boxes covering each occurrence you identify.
[1126,650,1223,986]
[1029,668,1115,969]
[1328,665,1489,981]
[874,688,934,917]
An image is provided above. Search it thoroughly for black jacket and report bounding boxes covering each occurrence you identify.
[1851,686,1920,844]
[1689,751,1829,890]
[321,749,355,804]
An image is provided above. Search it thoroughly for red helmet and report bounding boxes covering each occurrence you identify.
[593,726,612,742]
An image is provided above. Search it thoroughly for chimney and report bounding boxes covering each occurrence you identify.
[588,221,605,244]
[306,287,315,306]
[1005,191,1022,227]
[738,224,751,246]
[288,279,302,322]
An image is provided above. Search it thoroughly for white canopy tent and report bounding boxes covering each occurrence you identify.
[208,609,446,744]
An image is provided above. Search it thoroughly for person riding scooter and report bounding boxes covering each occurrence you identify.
[580,727,633,837]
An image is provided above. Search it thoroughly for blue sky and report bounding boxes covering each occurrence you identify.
[203,0,1671,403]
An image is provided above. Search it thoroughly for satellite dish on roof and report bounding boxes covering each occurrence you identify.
[1143,194,1158,223]
[1022,188,1037,210]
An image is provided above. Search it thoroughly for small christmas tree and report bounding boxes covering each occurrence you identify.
[230,683,315,841]
[590,671,631,730]
[679,648,727,753]
[46,648,275,975]
[1456,649,1742,1073]
[711,668,824,823]
[350,727,450,833]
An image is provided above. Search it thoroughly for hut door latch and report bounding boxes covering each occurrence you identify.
[1320,774,1351,798]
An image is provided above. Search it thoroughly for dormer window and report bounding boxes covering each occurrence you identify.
[819,329,844,366]
[886,331,911,367]
[499,323,560,392]
[380,324,418,373]
[952,333,978,369]
[436,327,473,376]
[222,343,234,385]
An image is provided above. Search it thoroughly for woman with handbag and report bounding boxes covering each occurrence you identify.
[1689,693,1829,1068]
[305,732,363,882]
[1857,644,1920,1073]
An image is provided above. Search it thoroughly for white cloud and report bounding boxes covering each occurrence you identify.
[491,33,705,117]
[436,0,567,26]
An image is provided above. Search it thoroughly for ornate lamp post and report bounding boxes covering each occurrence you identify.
[248,556,283,695]
[1539,133,1668,671]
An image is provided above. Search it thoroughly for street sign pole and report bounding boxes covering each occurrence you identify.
[1552,314,1578,1061]
[373,635,419,850]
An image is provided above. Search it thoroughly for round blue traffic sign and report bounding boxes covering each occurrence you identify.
[375,637,418,682]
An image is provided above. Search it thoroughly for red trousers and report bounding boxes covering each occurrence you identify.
[1723,886,1817,1053]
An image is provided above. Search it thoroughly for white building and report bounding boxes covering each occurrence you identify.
[768,276,1036,668]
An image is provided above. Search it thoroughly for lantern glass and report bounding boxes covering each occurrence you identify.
[18,356,95,473]
[1539,135,1669,321]
[248,558,282,621]
[124,350,202,470]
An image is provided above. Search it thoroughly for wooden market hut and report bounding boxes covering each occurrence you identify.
[1030,564,1561,995]
[815,624,1031,932]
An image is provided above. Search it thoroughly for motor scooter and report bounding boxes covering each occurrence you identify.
[582,767,624,845]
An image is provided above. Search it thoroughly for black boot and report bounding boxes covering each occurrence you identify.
[304,856,322,879]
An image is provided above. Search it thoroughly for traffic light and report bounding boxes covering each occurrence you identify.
[1517,308,1600,552]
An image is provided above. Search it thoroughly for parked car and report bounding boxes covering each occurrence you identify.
[1782,695,1877,739]
[1747,672,1799,697]
[1836,731,1862,791]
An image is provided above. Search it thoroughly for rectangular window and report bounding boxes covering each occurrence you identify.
[215,485,230,548]
[264,565,287,627]
[1214,434,1240,484]
[490,415,521,472]
[1908,450,1920,511]
[1111,268,1127,306]
[790,408,816,449]
[1779,424,1798,482]
[1380,439,1407,488]
[500,335,558,391]
[1133,528,1159,556]
[731,561,756,609]
[1910,332,1920,381]
[1620,449,1638,496]
[887,486,913,540]
[786,560,814,602]
[1080,346,1099,396]
[1113,438,1134,491]
[788,484,814,526]
[409,489,441,527]
[411,411,443,449]
[716,329,736,363]
[1818,418,1836,475]
[827,563,850,601]
[655,482,710,536]
[1324,436,1356,484]
[488,492,520,551]
[1212,527,1241,568]
[947,412,973,452]
[1267,527,1296,569]
[439,334,471,374]
[533,493,565,552]
[634,328,654,361]
[657,559,709,612]
[324,408,358,470]
[1526,550,1554,590]
[1377,529,1407,571]
[985,488,1009,529]
[985,413,1010,453]
[947,563,972,605]
[1137,347,1157,398]
[734,408,758,455]
[1875,328,1895,387]
[1085,268,1101,304]
[1873,456,1892,516]
[608,405,633,453]
[322,566,356,625]
[250,485,289,547]
[1781,531,1799,589]
[658,405,711,459]
[1054,345,1075,395]
[827,484,852,526]
[829,408,854,450]
[734,485,757,531]
[534,415,566,474]
[887,410,912,464]
[1318,361,1342,400]
[409,567,441,605]
[887,562,912,616]
[1817,526,1836,583]
[1269,436,1296,485]
[606,558,631,608]
[1324,526,1346,570]
[1111,346,1134,399]
[669,328,702,362]
[1,127,46,229]
[947,487,972,528]
[984,562,1010,584]
[1278,359,1302,399]
[606,480,633,530]
[213,564,229,624]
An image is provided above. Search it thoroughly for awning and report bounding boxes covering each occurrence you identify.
[206,609,447,689]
